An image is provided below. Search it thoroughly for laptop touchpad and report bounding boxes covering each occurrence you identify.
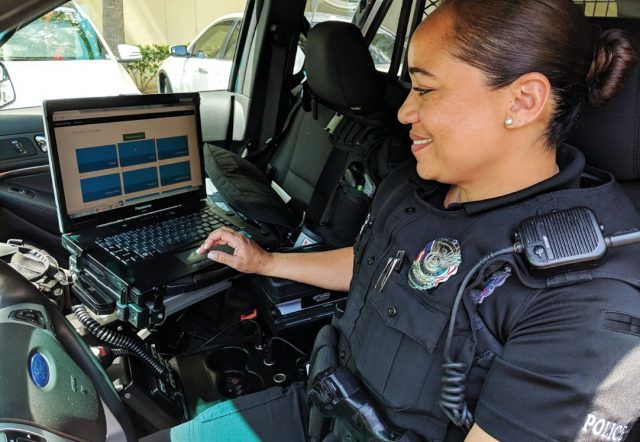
[175,245,235,267]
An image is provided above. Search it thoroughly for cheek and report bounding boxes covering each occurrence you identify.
[413,95,501,178]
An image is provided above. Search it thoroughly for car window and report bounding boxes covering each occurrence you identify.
[369,0,403,74]
[304,0,358,25]
[222,22,241,61]
[192,20,235,59]
[574,0,635,17]
[0,4,109,61]
[294,0,380,73]
[369,30,394,66]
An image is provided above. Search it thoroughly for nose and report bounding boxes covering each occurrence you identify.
[397,91,419,125]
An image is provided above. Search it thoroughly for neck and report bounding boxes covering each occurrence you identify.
[445,144,558,207]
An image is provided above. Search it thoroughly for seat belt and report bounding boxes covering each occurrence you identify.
[245,98,303,163]
[255,21,292,164]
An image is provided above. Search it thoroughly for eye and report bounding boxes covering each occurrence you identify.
[412,87,433,96]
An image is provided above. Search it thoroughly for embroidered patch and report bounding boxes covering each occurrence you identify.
[471,268,511,305]
[582,413,629,441]
[408,238,461,290]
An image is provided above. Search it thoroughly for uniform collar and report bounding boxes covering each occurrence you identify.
[412,144,586,215]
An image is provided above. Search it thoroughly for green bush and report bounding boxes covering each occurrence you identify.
[125,44,170,94]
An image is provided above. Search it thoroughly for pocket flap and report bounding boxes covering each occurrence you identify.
[372,273,450,353]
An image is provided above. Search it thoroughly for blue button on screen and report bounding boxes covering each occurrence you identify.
[29,353,50,388]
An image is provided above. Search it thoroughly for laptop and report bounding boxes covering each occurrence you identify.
[44,93,274,311]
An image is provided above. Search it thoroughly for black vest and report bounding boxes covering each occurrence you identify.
[334,145,640,441]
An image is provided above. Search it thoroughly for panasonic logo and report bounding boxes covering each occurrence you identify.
[135,204,152,212]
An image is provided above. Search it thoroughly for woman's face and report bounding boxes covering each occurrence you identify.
[398,9,513,184]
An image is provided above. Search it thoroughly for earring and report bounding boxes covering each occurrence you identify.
[505,117,514,127]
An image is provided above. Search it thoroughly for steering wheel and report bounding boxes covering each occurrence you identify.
[0,260,137,441]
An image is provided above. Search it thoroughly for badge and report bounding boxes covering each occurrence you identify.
[408,238,462,290]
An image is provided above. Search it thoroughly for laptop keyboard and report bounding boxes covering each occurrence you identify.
[96,206,236,265]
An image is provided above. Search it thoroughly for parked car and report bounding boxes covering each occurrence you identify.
[0,1,141,109]
[158,13,242,93]
[157,12,396,93]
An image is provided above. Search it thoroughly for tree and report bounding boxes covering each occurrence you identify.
[102,0,125,52]
[125,44,170,93]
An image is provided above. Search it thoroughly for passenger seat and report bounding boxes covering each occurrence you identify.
[206,21,409,248]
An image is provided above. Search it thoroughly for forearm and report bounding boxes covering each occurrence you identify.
[261,247,354,291]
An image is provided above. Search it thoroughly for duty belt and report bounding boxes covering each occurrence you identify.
[308,366,421,442]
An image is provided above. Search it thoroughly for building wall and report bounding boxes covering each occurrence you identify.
[74,0,622,48]
[75,0,247,46]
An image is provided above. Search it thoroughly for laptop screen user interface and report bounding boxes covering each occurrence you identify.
[50,100,202,220]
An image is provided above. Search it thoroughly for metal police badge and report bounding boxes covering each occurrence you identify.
[408,238,462,290]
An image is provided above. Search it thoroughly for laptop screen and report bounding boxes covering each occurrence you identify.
[44,94,204,234]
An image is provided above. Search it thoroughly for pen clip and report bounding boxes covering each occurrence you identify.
[374,256,394,292]
[392,250,405,272]
[375,250,406,293]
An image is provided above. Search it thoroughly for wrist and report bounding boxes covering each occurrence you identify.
[259,251,277,276]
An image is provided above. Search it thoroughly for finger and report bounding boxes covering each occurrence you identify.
[208,249,240,267]
[198,228,238,253]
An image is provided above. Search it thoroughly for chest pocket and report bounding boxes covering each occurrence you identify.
[352,269,451,410]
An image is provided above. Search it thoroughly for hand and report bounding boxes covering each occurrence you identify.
[196,227,272,274]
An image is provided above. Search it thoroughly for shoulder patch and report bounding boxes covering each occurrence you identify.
[471,267,512,305]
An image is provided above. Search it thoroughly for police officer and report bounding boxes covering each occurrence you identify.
[148,0,640,440]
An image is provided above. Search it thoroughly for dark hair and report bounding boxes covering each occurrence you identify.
[437,0,637,148]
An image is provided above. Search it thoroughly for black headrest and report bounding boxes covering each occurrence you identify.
[568,18,640,181]
[305,21,385,111]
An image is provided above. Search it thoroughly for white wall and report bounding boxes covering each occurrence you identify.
[76,0,247,45]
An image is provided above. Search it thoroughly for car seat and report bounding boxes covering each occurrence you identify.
[568,17,640,210]
[205,21,409,248]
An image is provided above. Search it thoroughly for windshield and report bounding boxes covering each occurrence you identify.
[0,4,109,61]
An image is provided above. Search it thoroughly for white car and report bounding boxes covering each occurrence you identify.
[158,12,396,93]
[158,13,245,93]
[0,1,141,109]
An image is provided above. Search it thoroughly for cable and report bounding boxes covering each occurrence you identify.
[110,348,131,359]
[440,207,640,430]
[198,319,245,350]
[270,336,308,358]
[439,247,514,431]
[72,305,170,380]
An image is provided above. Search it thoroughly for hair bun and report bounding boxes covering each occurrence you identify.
[587,29,637,106]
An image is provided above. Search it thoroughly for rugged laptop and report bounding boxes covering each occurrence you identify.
[44,93,274,321]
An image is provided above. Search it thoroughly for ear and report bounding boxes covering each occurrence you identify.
[505,72,552,128]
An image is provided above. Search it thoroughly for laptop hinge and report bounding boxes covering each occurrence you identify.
[96,204,184,229]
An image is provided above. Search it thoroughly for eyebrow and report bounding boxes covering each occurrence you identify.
[408,67,436,78]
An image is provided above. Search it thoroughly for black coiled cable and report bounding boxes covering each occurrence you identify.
[110,348,131,359]
[439,247,514,431]
[440,359,472,429]
[72,304,170,379]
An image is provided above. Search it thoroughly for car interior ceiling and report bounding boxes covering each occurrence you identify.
[0,0,639,440]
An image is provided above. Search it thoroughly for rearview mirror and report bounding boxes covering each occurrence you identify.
[117,44,142,62]
[170,45,189,57]
[0,63,16,108]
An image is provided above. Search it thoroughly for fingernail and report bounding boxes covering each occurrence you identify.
[196,247,204,254]
[208,251,218,260]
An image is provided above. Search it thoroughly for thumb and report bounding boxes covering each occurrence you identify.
[208,250,239,268]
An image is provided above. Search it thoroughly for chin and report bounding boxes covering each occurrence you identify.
[415,162,436,181]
